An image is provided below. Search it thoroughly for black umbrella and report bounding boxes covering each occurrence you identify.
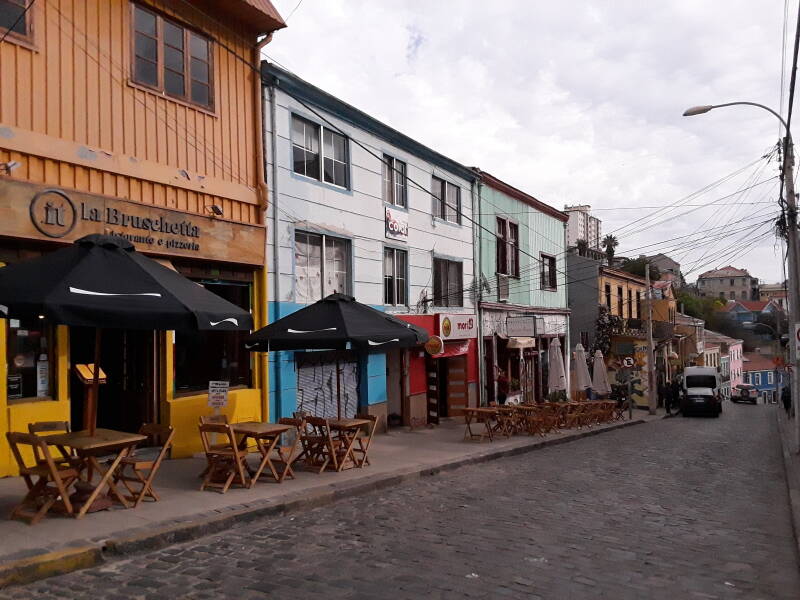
[244,293,428,418]
[0,234,253,433]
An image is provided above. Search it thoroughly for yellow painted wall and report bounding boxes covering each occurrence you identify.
[1,326,71,476]
[598,271,647,319]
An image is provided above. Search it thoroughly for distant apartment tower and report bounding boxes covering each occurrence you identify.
[697,266,759,301]
[564,205,601,249]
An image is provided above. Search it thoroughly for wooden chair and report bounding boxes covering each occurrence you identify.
[112,424,174,508]
[28,421,81,470]
[518,406,545,437]
[303,417,345,473]
[198,423,250,493]
[6,432,79,525]
[353,413,379,467]
[275,417,303,481]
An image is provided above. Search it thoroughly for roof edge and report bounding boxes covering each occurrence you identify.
[261,62,477,183]
[477,171,569,222]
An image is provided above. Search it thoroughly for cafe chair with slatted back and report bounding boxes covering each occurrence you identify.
[353,413,379,467]
[275,417,303,481]
[113,424,174,508]
[28,421,81,470]
[198,423,250,493]
[6,432,79,525]
[197,414,229,477]
[303,417,344,473]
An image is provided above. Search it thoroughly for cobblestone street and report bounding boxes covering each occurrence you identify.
[3,404,798,599]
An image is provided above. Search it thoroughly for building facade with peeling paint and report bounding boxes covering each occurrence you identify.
[262,63,480,426]
[0,0,286,474]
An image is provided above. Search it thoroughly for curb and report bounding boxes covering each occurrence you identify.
[775,409,800,563]
[0,417,646,588]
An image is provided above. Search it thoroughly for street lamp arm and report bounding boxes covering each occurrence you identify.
[683,101,791,139]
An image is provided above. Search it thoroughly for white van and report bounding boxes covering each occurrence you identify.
[680,366,721,417]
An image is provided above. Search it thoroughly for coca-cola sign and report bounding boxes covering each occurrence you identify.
[385,206,408,240]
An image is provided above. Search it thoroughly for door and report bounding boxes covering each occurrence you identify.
[446,356,468,416]
[386,349,403,425]
[483,338,495,405]
[425,357,439,425]
[70,327,157,432]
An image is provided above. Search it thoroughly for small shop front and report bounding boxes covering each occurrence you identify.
[394,313,478,426]
[0,180,267,474]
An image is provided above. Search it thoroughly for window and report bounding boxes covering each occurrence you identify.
[605,284,612,309]
[132,4,213,109]
[754,373,761,385]
[431,176,461,224]
[294,231,351,303]
[730,279,734,286]
[729,291,735,299]
[495,218,519,277]
[627,289,633,319]
[0,0,31,41]
[382,155,407,207]
[580,331,589,349]
[768,371,774,384]
[433,258,463,307]
[291,115,320,180]
[291,115,349,188]
[741,290,747,299]
[384,248,408,306]
[5,316,55,400]
[636,291,641,317]
[540,254,557,290]
[175,282,252,393]
[617,286,623,316]
[323,129,348,187]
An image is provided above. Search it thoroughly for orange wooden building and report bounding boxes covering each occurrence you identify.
[0,0,285,474]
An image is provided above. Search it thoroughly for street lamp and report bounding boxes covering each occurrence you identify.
[683,101,800,449]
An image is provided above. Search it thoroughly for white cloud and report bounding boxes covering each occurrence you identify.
[267,0,791,282]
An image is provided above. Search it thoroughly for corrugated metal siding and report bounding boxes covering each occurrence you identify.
[0,0,260,224]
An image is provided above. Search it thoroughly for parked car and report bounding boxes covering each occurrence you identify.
[680,366,721,417]
[731,383,758,405]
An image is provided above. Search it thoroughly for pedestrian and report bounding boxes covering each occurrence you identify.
[782,385,791,416]
[664,381,673,416]
[671,377,682,415]
[658,381,668,411]
[496,368,509,405]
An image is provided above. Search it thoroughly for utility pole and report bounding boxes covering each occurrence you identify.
[645,263,657,415]
[782,136,800,450]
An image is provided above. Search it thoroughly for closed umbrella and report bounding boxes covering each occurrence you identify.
[573,343,592,397]
[592,350,612,396]
[547,337,567,393]
[0,234,253,433]
[245,293,428,417]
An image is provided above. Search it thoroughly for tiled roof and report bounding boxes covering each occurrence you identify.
[698,265,750,278]
[743,353,778,372]
[704,329,742,345]
[737,300,769,312]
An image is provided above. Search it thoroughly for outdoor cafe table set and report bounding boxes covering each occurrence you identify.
[463,400,621,442]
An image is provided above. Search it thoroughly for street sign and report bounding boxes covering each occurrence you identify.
[208,380,229,408]
[622,356,635,368]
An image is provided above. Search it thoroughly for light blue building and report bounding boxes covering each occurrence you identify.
[742,352,784,403]
[262,63,478,424]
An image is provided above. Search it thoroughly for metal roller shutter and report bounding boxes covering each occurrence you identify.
[296,356,359,419]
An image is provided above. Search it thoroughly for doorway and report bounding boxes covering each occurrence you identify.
[386,349,404,427]
[70,328,158,432]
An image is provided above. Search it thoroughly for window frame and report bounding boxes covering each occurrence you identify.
[432,257,464,307]
[290,113,350,189]
[382,154,407,208]
[431,176,462,224]
[293,229,352,302]
[0,0,34,47]
[605,284,612,309]
[5,316,57,403]
[540,253,557,291]
[383,246,408,307]
[130,2,215,111]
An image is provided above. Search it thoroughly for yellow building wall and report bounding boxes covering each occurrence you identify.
[598,274,647,319]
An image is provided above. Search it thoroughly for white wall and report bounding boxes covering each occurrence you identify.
[265,86,475,313]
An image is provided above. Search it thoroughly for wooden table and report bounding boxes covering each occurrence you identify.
[44,429,146,519]
[231,422,293,485]
[462,407,498,442]
[328,418,370,471]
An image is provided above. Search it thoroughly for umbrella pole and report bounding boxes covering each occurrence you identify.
[89,328,102,436]
[336,358,342,420]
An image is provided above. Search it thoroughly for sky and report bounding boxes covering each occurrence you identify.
[266,0,795,284]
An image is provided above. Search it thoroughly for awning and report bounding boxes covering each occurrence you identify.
[507,337,536,349]
[431,340,471,359]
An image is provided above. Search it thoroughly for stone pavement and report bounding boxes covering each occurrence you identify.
[2,403,796,599]
[0,409,656,582]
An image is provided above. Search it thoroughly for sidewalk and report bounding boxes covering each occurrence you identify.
[0,409,663,586]
[775,406,800,560]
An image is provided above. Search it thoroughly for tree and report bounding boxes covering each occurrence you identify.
[619,257,660,281]
[602,234,618,265]
[576,238,588,257]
